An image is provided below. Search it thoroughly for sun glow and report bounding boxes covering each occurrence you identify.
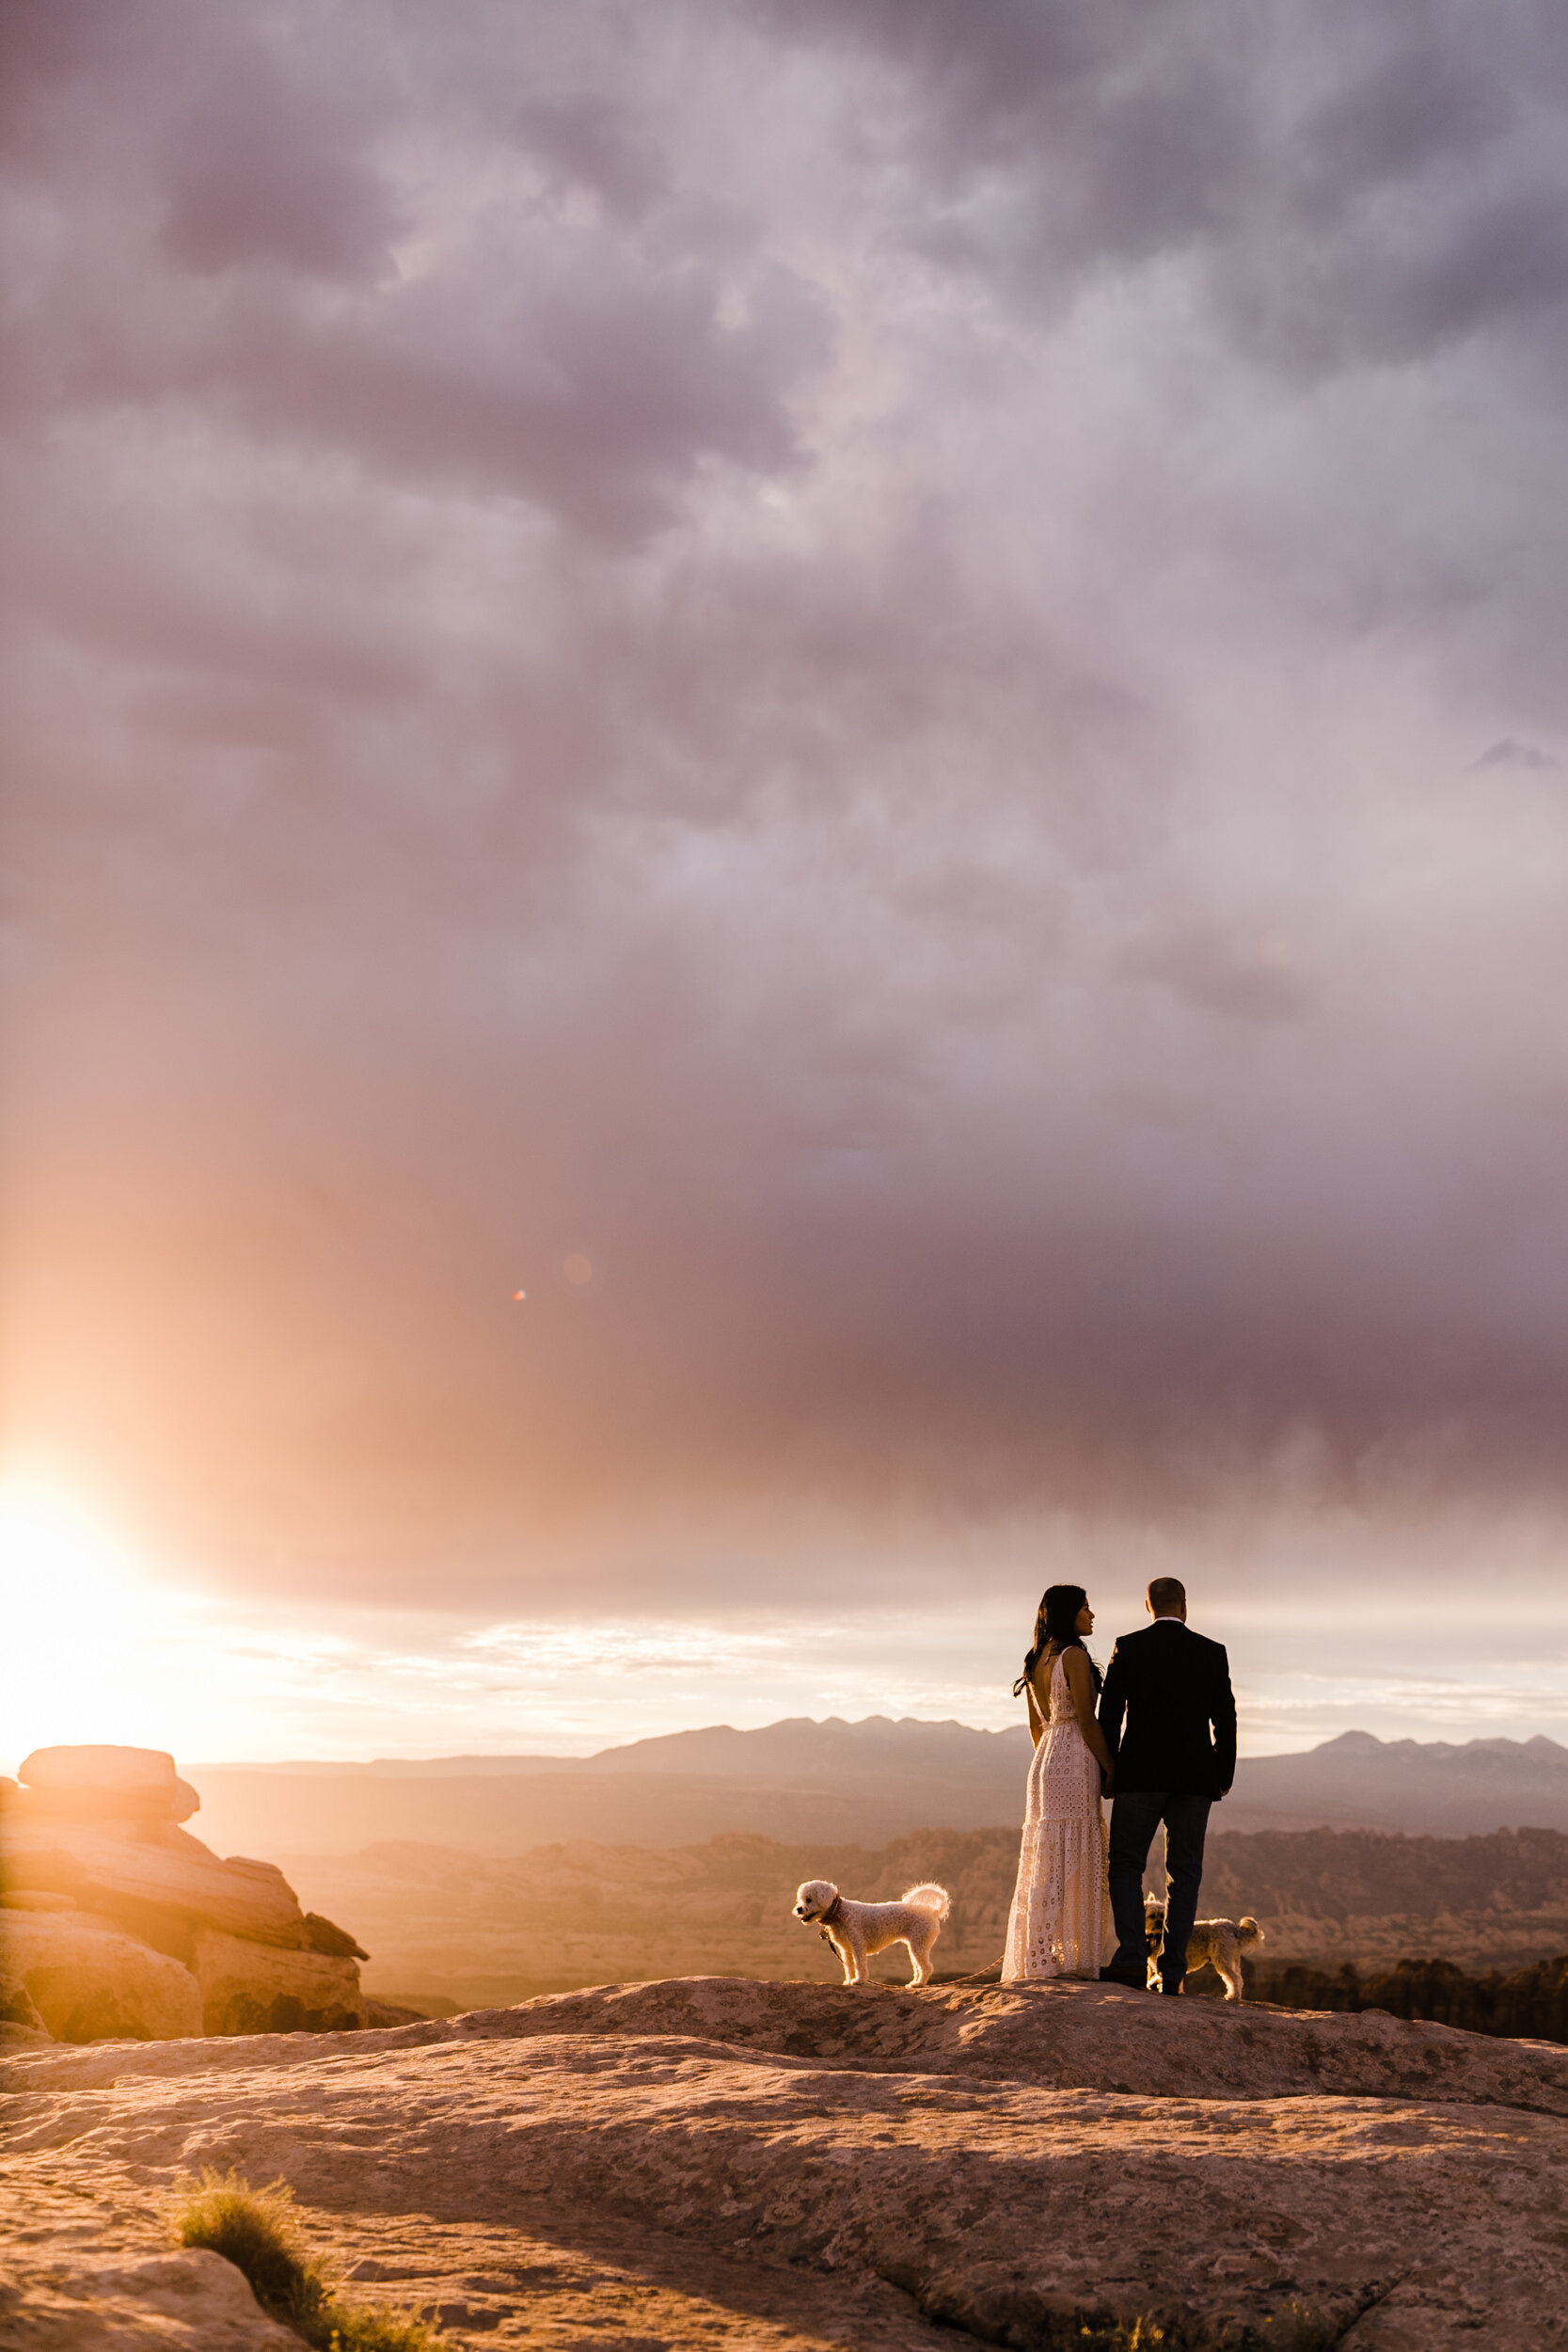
[0,1474,164,1761]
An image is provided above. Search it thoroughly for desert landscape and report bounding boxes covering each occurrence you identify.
[11,7,1568,2342]
[8,1739,1568,2344]
[8,1974,1568,2350]
[271,1818,1568,2013]
[11,1738,1568,2022]
[245,1729,1568,2014]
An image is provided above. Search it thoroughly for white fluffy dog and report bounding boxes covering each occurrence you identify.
[1144,1893,1264,2001]
[793,1879,951,1986]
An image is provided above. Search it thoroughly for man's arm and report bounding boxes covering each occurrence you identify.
[1211,1644,1237,1795]
[1098,1644,1128,1772]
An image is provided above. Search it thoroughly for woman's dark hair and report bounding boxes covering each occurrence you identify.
[1013,1583,1101,1698]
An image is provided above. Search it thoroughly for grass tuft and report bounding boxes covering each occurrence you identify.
[1063,2305,1359,2349]
[172,2169,440,2351]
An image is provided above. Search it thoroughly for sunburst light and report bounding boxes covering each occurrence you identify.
[0,1473,154,1761]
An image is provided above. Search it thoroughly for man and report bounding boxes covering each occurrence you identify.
[1097,1577,1237,1994]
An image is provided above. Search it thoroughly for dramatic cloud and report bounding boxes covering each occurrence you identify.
[4,0,1568,1720]
[1471,738,1559,771]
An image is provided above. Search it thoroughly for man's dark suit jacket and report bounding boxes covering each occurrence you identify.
[1098,1620,1237,1799]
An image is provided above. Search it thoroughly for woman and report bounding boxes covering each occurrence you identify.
[1002,1582,1115,1981]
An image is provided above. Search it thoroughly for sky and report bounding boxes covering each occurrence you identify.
[5,0,1568,1768]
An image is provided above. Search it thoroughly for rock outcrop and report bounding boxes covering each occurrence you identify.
[4,1974,1567,2348]
[15,1744,201,1826]
[192,1928,365,2036]
[0,1912,205,2043]
[1,1748,369,2046]
[0,2249,301,2352]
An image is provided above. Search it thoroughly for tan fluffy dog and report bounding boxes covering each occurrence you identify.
[1145,1893,1263,2001]
[793,1879,950,1986]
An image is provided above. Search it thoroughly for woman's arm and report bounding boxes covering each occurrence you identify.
[1097,1644,1126,1773]
[1063,1647,1115,1778]
[1024,1676,1046,1750]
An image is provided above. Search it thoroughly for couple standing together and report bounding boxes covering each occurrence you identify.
[1002,1575,1237,1991]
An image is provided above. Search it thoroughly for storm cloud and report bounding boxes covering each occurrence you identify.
[4,0,1568,1640]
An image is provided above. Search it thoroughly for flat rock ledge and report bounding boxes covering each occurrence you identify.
[4,1975,1567,2350]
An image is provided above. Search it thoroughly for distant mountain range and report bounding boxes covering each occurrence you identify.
[1230,1729,1568,1836]
[180,1719,1568,1857]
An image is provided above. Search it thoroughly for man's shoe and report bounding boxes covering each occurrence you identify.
[1159,1982,1183,1995]
[1099,1966,1148,1989]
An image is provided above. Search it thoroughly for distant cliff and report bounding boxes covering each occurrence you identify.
[1203,1821,1568,1922]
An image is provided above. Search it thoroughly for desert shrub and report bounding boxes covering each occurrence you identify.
[322,2311,444,2352]
[1066,2309,1345,2349]
[173,2170,325,2329]
[172,2169,439,2350]
[915,2268,1349,2350]
[965,2306,1344,2349]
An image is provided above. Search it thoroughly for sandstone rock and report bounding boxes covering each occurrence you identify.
[1,1820,313,1950]
[18,1744,201,1825]
[0,1974,48,2034]
[302,1910,369,1960]
[193,1928,368,2035]
[4,1976,1568,2347]
[0,1911,202,2042]
[20,1746,180,1792]
[0,2249,300,2350]
[18,1780,203,1828]
[0,2020,53,2049]
[0,1753,371,2047]
[365,1994,430,2026]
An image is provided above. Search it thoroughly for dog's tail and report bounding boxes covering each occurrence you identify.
[902,1883,951,1922]
[1238,1916,1264,1947]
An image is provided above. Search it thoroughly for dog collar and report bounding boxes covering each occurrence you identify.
[817,1894,844,1928]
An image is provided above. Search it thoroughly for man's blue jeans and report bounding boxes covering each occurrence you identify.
[1108,1790,1212,1990]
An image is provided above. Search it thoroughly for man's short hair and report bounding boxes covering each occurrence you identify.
[1148,1577,1186,1616]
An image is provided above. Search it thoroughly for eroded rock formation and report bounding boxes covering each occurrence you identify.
[4,1974,1567,2348]
[1,1747,368,2045]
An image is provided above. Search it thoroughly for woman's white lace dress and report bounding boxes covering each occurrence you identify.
[1002,1650,1112,1980]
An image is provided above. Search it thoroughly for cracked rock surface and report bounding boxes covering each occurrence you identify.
[3,1976,1567,2348]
